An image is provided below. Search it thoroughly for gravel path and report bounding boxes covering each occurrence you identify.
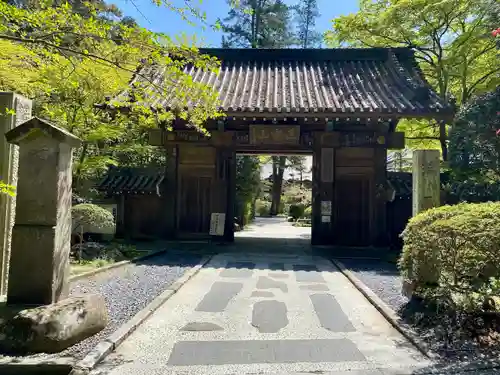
[336,258,408,312]
[337,258,500,369]
[63,251,202,360]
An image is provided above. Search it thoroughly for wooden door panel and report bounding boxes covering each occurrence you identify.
[178,175,212,234]
[334,178,371,246]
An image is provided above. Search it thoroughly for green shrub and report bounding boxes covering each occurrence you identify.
[242,199,254,225]
[399,202,500,301]
[304,206,312,217]
[288,204,304,220]
[72,203,115,241]
[256,199,271,217]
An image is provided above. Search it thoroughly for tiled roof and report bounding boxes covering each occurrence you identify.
[115,48,452,118]
[96,167,164,195]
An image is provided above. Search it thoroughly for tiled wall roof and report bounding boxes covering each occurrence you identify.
[96,167,164,195]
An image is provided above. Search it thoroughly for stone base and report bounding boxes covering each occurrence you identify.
[0,294,107,354]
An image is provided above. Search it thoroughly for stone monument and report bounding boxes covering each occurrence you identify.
[412,149,440,216]
[0,117,107,354]
[0,92,32,298]
[402,149,441,298]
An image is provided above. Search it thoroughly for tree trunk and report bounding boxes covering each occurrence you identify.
[79,225,84,261]
[270,156,286,215]
[440,121,448,161]
[251,184,261,220]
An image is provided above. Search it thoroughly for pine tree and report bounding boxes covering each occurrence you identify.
[292,0,322,48]
[220,0,295,48]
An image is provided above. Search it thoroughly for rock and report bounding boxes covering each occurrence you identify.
[0,294,108,354]
[71,242,105,260]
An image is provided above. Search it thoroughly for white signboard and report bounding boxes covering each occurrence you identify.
[321,215,331,223]
[209,213,226,236]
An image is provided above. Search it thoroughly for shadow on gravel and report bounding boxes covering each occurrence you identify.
[131,251,201,267]
[396,297,500,368]
[338,259,400,277]
[411,360,500,374]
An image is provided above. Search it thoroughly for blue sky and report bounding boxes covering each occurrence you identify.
[109,0,359,47]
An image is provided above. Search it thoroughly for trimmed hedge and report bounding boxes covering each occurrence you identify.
[399,202,500,298]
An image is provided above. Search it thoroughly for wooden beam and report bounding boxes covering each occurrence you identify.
[150,128,405,150]
[320,132,405,149]
[222,110,454,123]
[387,132,405,149]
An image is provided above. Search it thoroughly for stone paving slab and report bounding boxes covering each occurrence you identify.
[94,252,432,375]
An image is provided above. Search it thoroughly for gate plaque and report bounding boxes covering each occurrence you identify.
[250,125,300,145]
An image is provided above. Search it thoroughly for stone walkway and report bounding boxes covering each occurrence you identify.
[236,216,311,240]
[92,248,432,374]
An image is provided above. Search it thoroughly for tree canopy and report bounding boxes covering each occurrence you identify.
[0,0,225,193]
[448,87,500,181]
[326,0,499,159]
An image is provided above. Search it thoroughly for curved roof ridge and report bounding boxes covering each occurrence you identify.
[196,47,415,62]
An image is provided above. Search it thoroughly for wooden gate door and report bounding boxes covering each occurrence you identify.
[178,174,212,234]
[334,177,371,246]
[177,146,215,237]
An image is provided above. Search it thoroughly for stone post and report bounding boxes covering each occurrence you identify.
[5,117,81,305]
[403,149,441,297]
[0,92,32,298]
[412,149,440,216]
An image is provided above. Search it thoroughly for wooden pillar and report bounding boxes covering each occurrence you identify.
[220,148,236,242]
[115,194,126,238]
[373,147,388,246]
[312,133,335,245]
[210,147,230,241]
[162,144,178,238]
[210,131,235,242]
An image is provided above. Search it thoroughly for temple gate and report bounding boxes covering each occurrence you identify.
[102,47,452,247]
